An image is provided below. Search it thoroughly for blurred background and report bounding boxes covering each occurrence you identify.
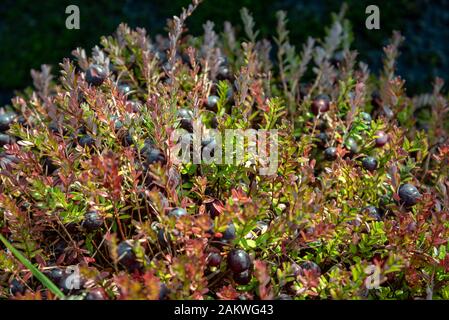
[1,0,448,105]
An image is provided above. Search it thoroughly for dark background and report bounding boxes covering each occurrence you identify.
[1,0,448,106]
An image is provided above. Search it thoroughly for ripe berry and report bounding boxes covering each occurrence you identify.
[46,268,64,283]
[233,269,251,285]
[311,94,330,115]
[118,83,132,95]
[315,132,328,149]
[85,287,108,300]
[205,199,223,218]
[157,228,170,249]
[10,279,25,296]
[398,183,421,207]
[78,134,95,148]
[86,64,108,86]
[177,108,193,133]
[345,137,359,155]
[82,210,104,232]
[202,137,217,157]
[324,147,337,161]
[169,207,187,218]
[207,252,222,267]
[299,261,321,276]
[360,112,372,123]
[206,95,219,111]
[222,223,236,241]
[227,249,251,273]
[0,112,16,132]
[159,283,169,300]
[116,241,138,270]
[374,131,389,147]
[141,144,166,165]
[363,206,382,221]
[0,133,14,146]
[362,156,378,172]
[217,66,231,81]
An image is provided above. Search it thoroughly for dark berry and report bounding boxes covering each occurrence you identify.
[78,134,95,148]
[141,144,166,165]
[217,66,231,81]
[85,287,107,300]
[0,133,14,146]
[363,206,382,221]
[169,207,187,219]
[177,109,194,133]
[324,147,337,161]
[0,112,16,132]
[202,137,217,158]
[85,64,108,86]
[227,249,251,273]
[206,95,219,111]
[46,268,64,283]
[159,283,169,300]
[233,269,251,285]
[205,199,223,218]
[362,156,378,172]
[315,132,328,149]
[157,228,170,249]
[222,223,236,241]
[311,94,330,115]
[207,252,222,267]
[374,131,389,147]
[82,210,104,232]
[118,83,132,95]
[345,137,359,155]
[10,279,25,295]
[398,183,421,207]
[116,241,138,269]
[360,112,372,123]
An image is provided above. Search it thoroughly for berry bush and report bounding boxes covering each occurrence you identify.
[1,1,449,300]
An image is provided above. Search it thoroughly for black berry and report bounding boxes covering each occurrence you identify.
[10,279,25,296]
[362,156,378,172]
[205,199,223,218]
[0,133,14,147]
[0,112,16,132]
[206,95,219,111]
[227,249,251,273]
[85,287,107,300]
[374,131,389,147]
[207,252,222,267]
[86,64,108,86]
[222,223,236,241]
[324,147,337,161]
[299,261,321,276]
[82,210,104,232]
[363,206,382,221]
[311,94,330,115]
[78,134,95,148]
[116,241,139,270]
[398,183,421,207]
[345,137,359,155]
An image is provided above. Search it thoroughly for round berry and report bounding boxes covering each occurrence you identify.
[360,112,372,123]
[227,249,251,273]
[205,199,223,218]
[78,134,95,148]
[46,268,64,283]
[371,91,383,109]
[311,94,330,115]
[85,287,107,300]
[118,83,132,95]
[363,206,382,221]
[141,144,166,165]
[86,64,108,86]
[345,137,359,155]
[222,223,236,241]
[374,131,389,147]
[0,133,14,147]
[315,132,328,149]
[207,252,222,267]
[324,147,337,161]
[233,269,251,285]
[157,228,170,249]
[206,95,219,111]
[82,210,104,232]
[0,112,16,132]
[159,283,169,300]
[362,156,378,172]
[398,183,421,207]
[10,279,25,296]
[116,241,138,269]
